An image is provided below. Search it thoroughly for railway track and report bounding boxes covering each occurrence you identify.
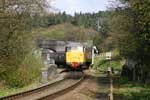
[0,72,85,100]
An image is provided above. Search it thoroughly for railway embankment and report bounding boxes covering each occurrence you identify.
[0,72,84,100]
[0,64,61,98]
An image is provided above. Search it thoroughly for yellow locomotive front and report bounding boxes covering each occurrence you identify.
[66,46,85,68]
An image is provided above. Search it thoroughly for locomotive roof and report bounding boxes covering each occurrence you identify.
[38,39,93,52]
[66,42,83,47]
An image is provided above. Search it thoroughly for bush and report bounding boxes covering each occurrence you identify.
[4,52,43,88]
[6,68,31,87]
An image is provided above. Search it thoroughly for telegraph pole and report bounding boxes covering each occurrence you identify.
[97,18,101,32]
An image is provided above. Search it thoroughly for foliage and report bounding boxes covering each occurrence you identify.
[108,0,150,83]
[0,77,40,98]
[94,51,125,70]
[0,12,32,66]
[114,76,150,100]
[35,11,109,50]
[94,57,124,70]
[93,36,102,51]
[0,0,51,87]
[5,52,43,88]
[33,23,98,42]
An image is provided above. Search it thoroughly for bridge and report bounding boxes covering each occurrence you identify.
[37,39,93,52]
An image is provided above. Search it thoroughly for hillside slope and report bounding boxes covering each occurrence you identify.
[32,23,98,41]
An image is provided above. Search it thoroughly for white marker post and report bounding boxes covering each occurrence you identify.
[92,46,98,65]
[106,52,112,60]
[106,52,112,70]
[106,52,113,100]
[92,47,95,65]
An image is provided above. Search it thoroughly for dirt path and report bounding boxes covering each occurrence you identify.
[53,70,110,100]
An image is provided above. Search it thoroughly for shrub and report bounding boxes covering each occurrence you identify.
[5,51,43,88]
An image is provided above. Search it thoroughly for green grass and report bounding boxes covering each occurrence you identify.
[94,56,125,71]
[0,82,40,98]
[93,49,125,71]
[113,76,150,100]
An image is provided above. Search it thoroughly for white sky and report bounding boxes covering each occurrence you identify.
[52,0,114,15]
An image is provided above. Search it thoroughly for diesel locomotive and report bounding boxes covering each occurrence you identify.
[38,40,92,70]
[66,45,92,69]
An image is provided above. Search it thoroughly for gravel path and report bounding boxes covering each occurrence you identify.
[53,70,110,100]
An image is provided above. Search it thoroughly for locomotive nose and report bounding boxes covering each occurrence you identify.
[70,62,80,68]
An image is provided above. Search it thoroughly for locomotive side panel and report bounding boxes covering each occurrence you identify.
[51,52,66,66]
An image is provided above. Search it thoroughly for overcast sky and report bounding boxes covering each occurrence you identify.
[52,0,113,15]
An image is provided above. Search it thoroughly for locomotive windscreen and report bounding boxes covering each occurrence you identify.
[66,46,84,52]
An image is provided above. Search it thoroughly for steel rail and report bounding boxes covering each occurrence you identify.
[0,78,64,100]
[38,73,85,100]
[0,73,85,100]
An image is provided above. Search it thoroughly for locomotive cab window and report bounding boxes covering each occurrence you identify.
[66,46,84,52]
[66,47,71,52]
[77,46,84,52]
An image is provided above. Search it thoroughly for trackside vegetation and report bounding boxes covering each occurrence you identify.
[113,76,150,100]
[93,49,125,70]
[94,57,124,71]
[0,0,149,99]
[0,0,48,92]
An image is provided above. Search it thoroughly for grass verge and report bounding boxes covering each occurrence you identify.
[94,55,125,71]
[113,76,150,100]
[0,82,40,98]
